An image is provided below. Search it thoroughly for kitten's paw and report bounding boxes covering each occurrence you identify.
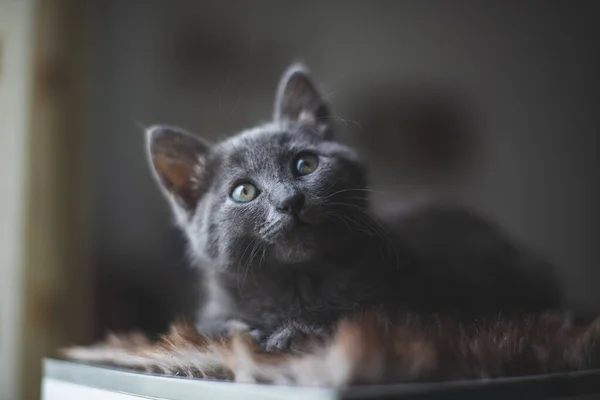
[262,322,328,352]
[198,318,252,336]
[224,319,251,333]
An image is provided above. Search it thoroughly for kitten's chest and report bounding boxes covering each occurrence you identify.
[228,266,357,325]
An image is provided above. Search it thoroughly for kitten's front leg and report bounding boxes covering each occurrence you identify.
[262,321,330,352]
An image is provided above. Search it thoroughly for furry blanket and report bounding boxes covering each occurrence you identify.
[61,313,600,387]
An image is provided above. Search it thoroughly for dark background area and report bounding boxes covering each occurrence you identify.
[80,0,599,337]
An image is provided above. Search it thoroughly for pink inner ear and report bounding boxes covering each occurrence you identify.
[155,153,194,191]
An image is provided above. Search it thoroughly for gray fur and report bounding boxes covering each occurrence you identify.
[146,64,563,349]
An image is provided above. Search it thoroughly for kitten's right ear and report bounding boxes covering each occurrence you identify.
[274,64,334,139]
[146,126,212,217]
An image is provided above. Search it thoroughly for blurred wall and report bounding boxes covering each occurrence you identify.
[82,0,599,333]
[0,2,35,398]
[1,1,93,399]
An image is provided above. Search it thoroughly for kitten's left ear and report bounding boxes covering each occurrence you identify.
[273,64,334,139]
[146,125,212,221]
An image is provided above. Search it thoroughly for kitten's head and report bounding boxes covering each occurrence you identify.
[147,65,367,268]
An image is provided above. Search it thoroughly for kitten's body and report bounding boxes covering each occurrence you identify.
[203,202,561,347]
[146,65,562,349]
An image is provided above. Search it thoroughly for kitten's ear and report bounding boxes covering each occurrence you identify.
[146,126,212,217]
[273,64,333,139]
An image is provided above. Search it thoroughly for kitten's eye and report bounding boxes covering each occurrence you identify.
[295,153,319,176]
[231,182,259,203]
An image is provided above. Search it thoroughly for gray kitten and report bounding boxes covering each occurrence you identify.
[146,64,563,350]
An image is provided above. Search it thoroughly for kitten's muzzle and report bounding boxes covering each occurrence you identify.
[276,193,326,226]
[276,193,305,216]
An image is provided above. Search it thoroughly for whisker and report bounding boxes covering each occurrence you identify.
[322,115,363,130]
[329,212,374,237]
[258,246,268,272]
[238,236,259,290]
[323,188,387,201]
[239,237,257,266]
[323,211,353,232]
[324,201,401,267]
[318,177,343,197]
[242,240,263,287]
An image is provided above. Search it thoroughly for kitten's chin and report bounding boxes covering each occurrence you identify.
[273,239,317,263]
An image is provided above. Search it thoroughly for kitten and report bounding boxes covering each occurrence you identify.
[146,64,563,350]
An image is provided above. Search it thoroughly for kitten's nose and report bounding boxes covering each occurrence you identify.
[276,193,305,216]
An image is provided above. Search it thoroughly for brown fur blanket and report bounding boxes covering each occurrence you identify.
[61,313,600,387]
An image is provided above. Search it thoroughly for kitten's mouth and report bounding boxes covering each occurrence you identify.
[259,218,309,243]
[260,210,327,245]
[273,220,318,263]
[281,217,312,236]
[271,217,316,243]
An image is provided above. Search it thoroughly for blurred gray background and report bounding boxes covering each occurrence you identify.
[81,0,599,334]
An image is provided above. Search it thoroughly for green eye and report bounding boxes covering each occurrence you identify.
[295,153,319,176]
[231,182,259,203]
